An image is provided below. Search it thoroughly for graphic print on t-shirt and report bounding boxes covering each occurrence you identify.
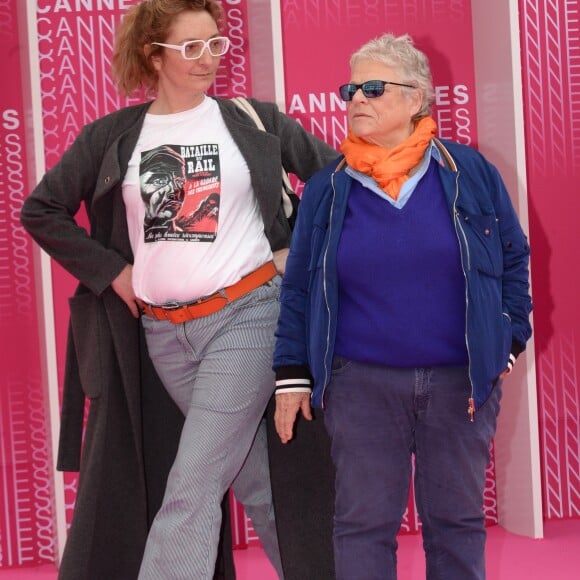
[140,143,221,242]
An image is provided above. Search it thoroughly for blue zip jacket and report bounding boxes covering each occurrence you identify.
[274,138,533,412]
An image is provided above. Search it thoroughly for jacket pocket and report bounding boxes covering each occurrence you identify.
[459,212,503,276]
[68,292,111,399]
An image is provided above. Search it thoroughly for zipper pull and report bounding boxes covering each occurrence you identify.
[468,397,475,422]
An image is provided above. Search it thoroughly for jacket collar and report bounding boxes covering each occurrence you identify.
[433,138,458,172]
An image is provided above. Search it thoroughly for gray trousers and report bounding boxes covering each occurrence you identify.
[138,279,283,579]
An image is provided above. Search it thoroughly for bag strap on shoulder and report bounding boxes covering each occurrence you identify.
[230,97,294,218]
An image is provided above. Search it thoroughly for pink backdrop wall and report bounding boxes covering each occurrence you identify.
[519,0,580,520]
[0,0,54,568]
[1,0,579,569]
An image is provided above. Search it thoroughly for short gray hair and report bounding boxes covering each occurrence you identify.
[350,33,435,121]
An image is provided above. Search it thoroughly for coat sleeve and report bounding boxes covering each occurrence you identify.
[490,163,533,355]
[273,176,321,371]
[20,122,128,296]
[445,139,534,359]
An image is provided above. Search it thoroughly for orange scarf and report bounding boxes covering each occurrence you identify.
[340,116,438,200]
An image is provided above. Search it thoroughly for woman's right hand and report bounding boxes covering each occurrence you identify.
[111,264,141,319]
[274,391,313,444]
[272,248,290,275]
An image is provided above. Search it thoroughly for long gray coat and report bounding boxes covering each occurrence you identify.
[21,97,337,580]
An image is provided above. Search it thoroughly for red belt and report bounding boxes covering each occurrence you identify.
[142,261,277,324]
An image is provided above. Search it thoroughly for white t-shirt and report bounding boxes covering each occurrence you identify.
[122,96,272,304]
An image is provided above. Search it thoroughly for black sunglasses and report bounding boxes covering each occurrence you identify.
[338,79,416,101]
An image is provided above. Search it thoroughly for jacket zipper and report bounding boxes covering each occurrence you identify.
[320,172,339,408]
[452,169,476,421]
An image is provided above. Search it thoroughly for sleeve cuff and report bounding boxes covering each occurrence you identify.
[275,377,311,388]
[274,364,312,393]
[506,353,517,374]
[275,386,312,395]
[274,364,312,382]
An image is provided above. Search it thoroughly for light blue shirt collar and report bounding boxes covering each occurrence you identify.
[345,140,442,209]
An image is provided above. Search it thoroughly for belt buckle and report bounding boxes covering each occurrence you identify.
[162,301,182,311]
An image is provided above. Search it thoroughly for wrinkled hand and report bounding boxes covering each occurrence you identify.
[274,391,312,444]
[111,264,141,318]
[272,248,289,275]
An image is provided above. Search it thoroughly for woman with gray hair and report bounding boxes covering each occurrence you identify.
[273,33,532,579]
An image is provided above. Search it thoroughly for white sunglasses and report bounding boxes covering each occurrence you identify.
[151,36,230,60]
